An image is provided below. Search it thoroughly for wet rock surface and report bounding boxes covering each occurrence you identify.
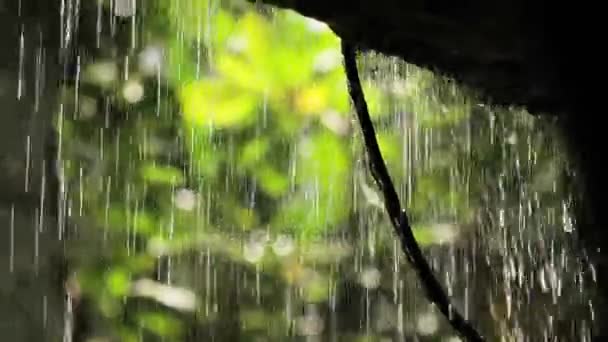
[0,4,64,341]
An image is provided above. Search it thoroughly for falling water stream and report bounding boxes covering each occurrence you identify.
[0,1,598,341]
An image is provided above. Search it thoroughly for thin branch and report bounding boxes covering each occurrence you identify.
[341,41,485,342]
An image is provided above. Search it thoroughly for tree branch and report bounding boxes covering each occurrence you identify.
[341,40,486,342]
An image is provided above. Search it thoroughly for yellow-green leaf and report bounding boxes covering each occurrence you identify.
[180,79,257,128]
[106,268,131,297]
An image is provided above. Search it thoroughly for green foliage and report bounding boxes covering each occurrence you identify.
[137,312,185,338]
[106,267,132,297]
[141,164,186,186]
[56,0,563,340]
[169,7,358,238]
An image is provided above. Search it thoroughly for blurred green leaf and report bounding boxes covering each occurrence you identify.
[363,81,386,118]
[102,207,159,236]
[99,291,121,318]
[240,309,268,331]
[214,10,237,47]
[141,164,185,186]
[377,132,401,167]
[180,79,257,128]
[58,1,522,339]
[288,132,352,235]
[294,84,330,115]
[255,165,290,197]
[303,274,329,303]
[216,54,268,93]
[297,132,350,186]
[106,268,131,297]
[240,137,271,167]
[187,131,223,178]
[411,225,440,246]
[124,255,156,273]
[137,312,184,338]
[133,211,158,235]
[271,47,315,89]
[117,327,140,342]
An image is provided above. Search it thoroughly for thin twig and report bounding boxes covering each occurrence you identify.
[341,41,485,342]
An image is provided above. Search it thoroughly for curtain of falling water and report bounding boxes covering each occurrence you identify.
[47,0,599,341]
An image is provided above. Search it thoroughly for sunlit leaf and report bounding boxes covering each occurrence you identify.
[180,79,257,128]
[218,11,320,91]
[324,71,350,114]
[239,12,271,63]
[295,85,329,115]
[216,54,269,92]
[270,47,315,88]
[214,10,237,47]
[105,268,131,297]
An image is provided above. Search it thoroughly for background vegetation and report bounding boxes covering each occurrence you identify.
[54,0,591,341]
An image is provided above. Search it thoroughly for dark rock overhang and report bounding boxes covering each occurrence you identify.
[256,0,571,117]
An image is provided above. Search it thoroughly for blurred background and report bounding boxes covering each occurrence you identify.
[0,1,597,341]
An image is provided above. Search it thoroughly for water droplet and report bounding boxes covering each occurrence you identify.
[122,80,144,103]
[174,188,197,211]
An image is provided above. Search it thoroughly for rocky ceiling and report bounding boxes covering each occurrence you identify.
[255,0,574,117]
